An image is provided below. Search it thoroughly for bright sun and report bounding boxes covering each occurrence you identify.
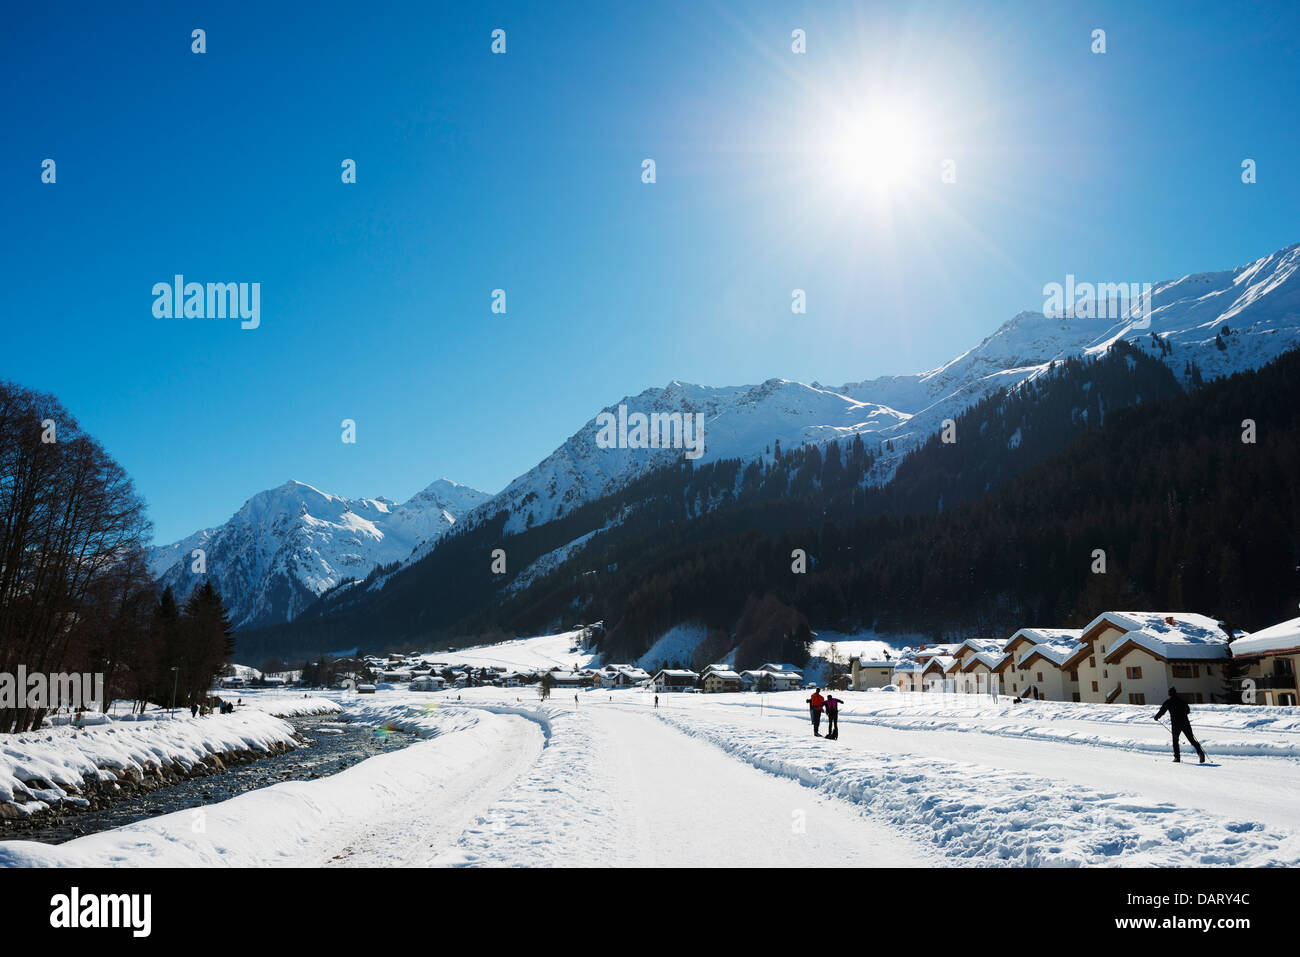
[820,101,927,198]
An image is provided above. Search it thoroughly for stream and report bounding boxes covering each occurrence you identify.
[3,714,417,845]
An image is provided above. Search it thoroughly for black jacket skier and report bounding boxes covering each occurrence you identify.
[823,695,843,739]
[1154,687,1206,764]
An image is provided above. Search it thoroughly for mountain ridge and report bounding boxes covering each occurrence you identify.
[158,240,1300,632]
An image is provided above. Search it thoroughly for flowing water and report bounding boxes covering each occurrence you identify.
[3,714,417,844]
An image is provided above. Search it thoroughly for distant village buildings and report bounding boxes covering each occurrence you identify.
[851,609,1298,707]
[240,611,1299,709]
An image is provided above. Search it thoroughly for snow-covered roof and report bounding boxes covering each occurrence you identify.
[740,669,801,681]
[856,659,894,669]
[954,638,1003,657]
[963,651,1008,671]
[1231,617,1300,657]
[703,669,741,680]
[893,660,924,673]
[759,663,802,673]
[654,669,699,678]
[914,644,962,660]
[1004,627,1083,652]
[1088,612,1230,662]
[1017,637,1085,668]
[922,655,957,674]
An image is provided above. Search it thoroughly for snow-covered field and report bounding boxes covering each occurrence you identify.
[418,629,596,672]
[4,682,1299,867]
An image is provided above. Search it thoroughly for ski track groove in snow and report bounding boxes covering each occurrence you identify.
[649,703,1300,867]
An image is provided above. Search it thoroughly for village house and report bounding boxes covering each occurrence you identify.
[950,639,1003,670]
[547,668,586,688]
[850,657,895,691]
[920,656,959,692]
[892,657,924,692]
[651,668,699,692]
[699,665,743,693]
[1229,617,1300,706]
[996,628,1084,700]
[744,664,803,691]
[945,639,1004,693]
[600,665,651,689]
[958,649,1007,694]
[1063,612,1229,705]
[410,675,446,691]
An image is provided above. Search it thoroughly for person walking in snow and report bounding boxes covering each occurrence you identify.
[807,688,825,737]
[1154,686,1206,764]
[190,703,198,718]
[823,693,843,739]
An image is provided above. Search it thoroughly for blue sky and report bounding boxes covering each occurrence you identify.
[4,0,1298,544]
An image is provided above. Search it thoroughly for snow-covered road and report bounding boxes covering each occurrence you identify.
[4,686,1298,867]
[583,706,939,866]
[323,713,544,867]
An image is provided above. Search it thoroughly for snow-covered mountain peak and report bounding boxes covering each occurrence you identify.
[464,240,1300,538]
[149,477,489,629]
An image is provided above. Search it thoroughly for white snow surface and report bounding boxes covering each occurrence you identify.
[1233,617,1300,656]
[419,630,597,673]
[6,682,1300,867]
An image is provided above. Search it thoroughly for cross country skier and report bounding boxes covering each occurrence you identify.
[1154,686,1207,764]
[806,688,825,736]
[823,693,843,739]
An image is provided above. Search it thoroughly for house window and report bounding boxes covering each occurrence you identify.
[1089,657,1096,668]
[1126,666,1142,680]
[1036,672,1043,682]
[1072,692,1081,702]
[1172,664,1193,679]
[1068,670,1078,682]
[1091,681,1099,692]
[1128,693,1146,705]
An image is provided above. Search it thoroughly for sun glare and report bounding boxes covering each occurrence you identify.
[819,100,929,200]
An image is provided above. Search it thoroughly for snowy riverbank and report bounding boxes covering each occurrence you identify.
[0,691,339,821]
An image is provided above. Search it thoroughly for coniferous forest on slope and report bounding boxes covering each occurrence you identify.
[235,343,1300,669]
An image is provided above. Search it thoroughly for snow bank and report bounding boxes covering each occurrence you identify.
[0,711,301,815]
[698,691,1300,756]
[221,691,341,718]
[0,706,509,867]
[654,707,1300,866]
